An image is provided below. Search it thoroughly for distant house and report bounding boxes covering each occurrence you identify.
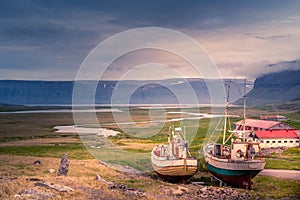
[260,115,288,121]
[253,129,300,148]
[295,130,300,137]
[234,119,294,131]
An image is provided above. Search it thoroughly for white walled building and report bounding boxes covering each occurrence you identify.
[254,129,300,148]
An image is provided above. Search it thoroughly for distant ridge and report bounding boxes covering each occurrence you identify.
[235,70,300,106]
[0,79,248,105]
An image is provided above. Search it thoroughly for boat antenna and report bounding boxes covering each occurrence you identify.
[183,126,186,141]
[243,79,247,120]
[222,81,231,145]
[171,124,175,136]
[243,78,247,141]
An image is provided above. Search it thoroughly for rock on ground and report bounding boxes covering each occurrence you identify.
[57,153,69,176]
[18,189,54,200]
[163,185,252,200]
[35,182,74,192]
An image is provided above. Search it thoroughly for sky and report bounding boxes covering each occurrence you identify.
[0,0,300,81]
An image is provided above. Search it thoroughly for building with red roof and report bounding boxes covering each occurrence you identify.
[253,129,299,148]
[295,130,300,137]
[234,119,294,131]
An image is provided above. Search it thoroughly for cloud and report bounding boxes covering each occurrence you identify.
[267,59,300,70]
[254,34,291,40]
[0,0,300,80]
[101,49,198,80]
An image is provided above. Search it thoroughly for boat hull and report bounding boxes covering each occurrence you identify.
[151,151,197,182]
[204,145,265,189]
[152,163,198,182]
[206,162,261,189]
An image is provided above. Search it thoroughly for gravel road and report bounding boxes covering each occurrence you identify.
[259,169,300,180]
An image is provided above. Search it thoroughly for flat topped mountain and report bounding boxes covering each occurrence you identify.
[236,70,300,106]
[0,79,247,105]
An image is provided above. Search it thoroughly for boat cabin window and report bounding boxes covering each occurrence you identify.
[272,141,276,143]
[290,141,293,143]
[296,140,299,143]
[278,141,281,143]
[266,141,270,143]
[213,144,222,157]
[260,140,264,143]
[284,141,287,143]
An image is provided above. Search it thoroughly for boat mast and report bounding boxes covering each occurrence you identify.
[222,81,230,145]
[243,78,247,142]
[183,126,187,158]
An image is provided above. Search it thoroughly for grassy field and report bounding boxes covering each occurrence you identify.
[0,113,75,139]
[0,106,299,199]
[253,175,300,199]
[265,147,300,170]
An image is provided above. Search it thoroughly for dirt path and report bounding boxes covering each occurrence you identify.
[259,169,300,180]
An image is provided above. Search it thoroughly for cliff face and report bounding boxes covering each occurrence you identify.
[0,80,74,105]
[0,79,247,105]
[244,70,300,105]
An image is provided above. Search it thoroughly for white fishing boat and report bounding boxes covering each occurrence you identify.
[151,126,197,182]
[203,81,266,189]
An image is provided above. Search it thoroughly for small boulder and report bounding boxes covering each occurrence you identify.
[26,178,43,182]
[34,160,41,165]
[35,182,74,192]
[232,190,239,197]
[172,188,184,196]
[48,169,55,174]
[199,186,207,194]
[57,154,69,176]
[96,174,109,183]
[178,185,189,193]
[19,189,54,199]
